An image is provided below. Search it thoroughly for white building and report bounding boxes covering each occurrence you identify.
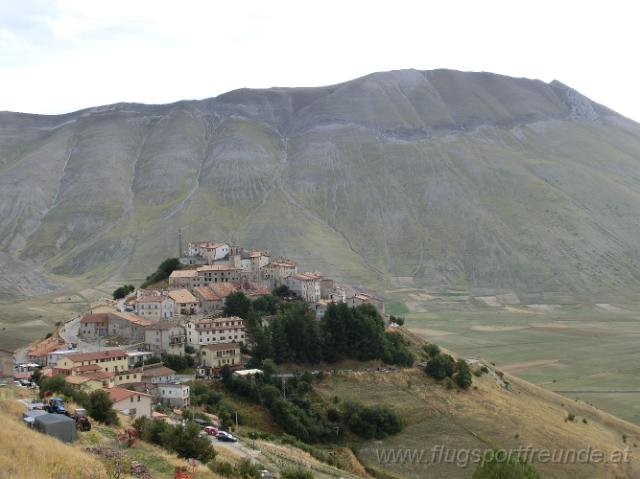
[186,316,246,347]
[187,242,230,263]
[158,383,190,408]
[144,323,186,356]
[108,387,152,419]
[286,273,322,303]
[135,295,176,320]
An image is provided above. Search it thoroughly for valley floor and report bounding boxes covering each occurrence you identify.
[388,289,640,425]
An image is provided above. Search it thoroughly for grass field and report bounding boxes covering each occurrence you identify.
[388,289,640,426]
[316,365,640,479]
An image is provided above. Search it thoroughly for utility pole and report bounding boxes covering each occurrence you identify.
[178,229,183,258]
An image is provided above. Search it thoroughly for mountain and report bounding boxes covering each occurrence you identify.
[2,68,640,299]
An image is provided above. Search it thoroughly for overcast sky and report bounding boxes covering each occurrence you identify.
[1,0,639,120]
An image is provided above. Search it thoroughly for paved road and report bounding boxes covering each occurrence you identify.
[209,435,260,460]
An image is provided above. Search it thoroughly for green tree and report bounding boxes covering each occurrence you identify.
[455,359,473,389]
[425,353,456,380]
[272,285,292,297]
[423,343,441,358]
[472,450,542,479]
[320,302,347,362]
[261,358,277,383]
[223,291,252,319]
[141,258,181,288]
[112,284,134,300]
[87,389,118,424]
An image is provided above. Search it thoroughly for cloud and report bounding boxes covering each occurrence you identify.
[0,0,638,120]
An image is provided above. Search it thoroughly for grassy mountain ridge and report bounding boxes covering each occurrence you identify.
[1,69,640,298]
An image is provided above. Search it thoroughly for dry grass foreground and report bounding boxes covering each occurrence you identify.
[0,398,107,479]
[0,388,224,479]
[315,367,640,479]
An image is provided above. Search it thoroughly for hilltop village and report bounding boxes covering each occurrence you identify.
[13,241,387,420]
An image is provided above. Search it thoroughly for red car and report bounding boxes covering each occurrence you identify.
[202,426,218,436]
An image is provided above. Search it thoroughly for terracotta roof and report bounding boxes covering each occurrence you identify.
[142,366,175,377]
[267,259,297,268]
[145,322,182,331]
[81,313,109,323]
[137,295,168,303]
[194,286,220,301]
[62,349,127,363]
[109,387,151,402]
[110,311,154,326]
[197,264,241,272]
[82,370,114,380]
[29,339,64,358]
[65,375,91,385]
[168,289,198,304]
[189,316,243,326]
[73,364,102,373]
[169,270,197,278]
[208,282,240,298]
[289,273,322,281]
[353,292,383,302]
[202,342,240,352]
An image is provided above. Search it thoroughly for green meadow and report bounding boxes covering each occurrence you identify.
[392,290,640,425]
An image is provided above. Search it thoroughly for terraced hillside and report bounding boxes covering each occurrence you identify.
[2,69,640,299]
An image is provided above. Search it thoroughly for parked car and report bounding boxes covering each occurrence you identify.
[216,431,237,442]
[202,426,218,436]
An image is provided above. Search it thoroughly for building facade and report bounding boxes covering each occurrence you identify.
[157,383,190,408]
[135,295,175,320]
[108,387,152,419]
[144,323,186,356]
[186,317,246,347]
[200,343,241,369]
[56,349,129,375]
[286,273,322,302]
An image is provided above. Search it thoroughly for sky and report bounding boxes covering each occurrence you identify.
[1,0,639,120]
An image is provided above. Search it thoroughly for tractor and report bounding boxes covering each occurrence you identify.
[71,408,92,431]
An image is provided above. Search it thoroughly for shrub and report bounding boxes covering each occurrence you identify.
[87,389,118,425]
[567,413,576,422]
[342,401,403,439]
[472,450,542,479]
[425,353,455,380]
[134,417,215,463]
[454,359,473,389]
[141,258,180,288]
[423,343,441,358]
[444,377,455,390]
[281,467,314,479]
[112,284,135,300]
[209,461,235,477]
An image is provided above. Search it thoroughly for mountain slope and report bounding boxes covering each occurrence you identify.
[2,69,640,298]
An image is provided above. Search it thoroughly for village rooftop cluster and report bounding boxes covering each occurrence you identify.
[8,241,385,423]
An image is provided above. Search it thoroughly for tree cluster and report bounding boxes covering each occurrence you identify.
[422,344,473,389]
[162,353,195,373]
[112,284,135,300]
[140,258,181,288]
[238,294,414,367]
[132,416,215,463]
[220,365,403,444]
[341,400,404,439]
